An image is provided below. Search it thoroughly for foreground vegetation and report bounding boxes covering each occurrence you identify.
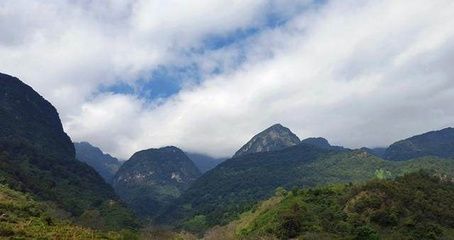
[0,184,139,239]
[204,171,454,240]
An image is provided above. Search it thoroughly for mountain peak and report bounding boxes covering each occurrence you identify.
[113,146,201,218]
[233,124,300,157]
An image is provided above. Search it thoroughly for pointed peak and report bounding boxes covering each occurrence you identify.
[269,123,285,129]
[233,124,300,157]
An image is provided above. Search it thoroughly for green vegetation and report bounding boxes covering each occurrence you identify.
[0,184,138,239]
[206,172,454,240]
[161,145,454,231]
[113,146,201,219]
[0,73,139,232]
[0,146,138,231]
[384,127,454,160]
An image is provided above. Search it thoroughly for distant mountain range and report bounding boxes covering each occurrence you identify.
[159,124,454,230]
[74,142,123,183]
[185,152,225,173]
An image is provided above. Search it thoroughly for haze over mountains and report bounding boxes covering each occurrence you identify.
[74,141,123,183]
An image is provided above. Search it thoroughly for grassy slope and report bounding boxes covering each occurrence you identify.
[0,184,139,240]
[206,172,454,240]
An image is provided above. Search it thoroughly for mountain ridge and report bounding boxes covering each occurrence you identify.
[385,127,454,160]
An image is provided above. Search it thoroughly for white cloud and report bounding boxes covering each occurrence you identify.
[2,0,454,159]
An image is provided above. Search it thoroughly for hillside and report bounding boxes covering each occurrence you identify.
[75,142,122,183]
[113,146,201,219]
[160,145,454,231]
[0,73,137,230]
[160,144,337,228]
[0,184,138,239]
[384,127,454,161]
[205,172,454,240]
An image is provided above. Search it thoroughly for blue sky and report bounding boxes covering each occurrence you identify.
[99,0,326,102]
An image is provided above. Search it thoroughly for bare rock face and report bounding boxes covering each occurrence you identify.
[112,146,201,218]
[233,124,300,157]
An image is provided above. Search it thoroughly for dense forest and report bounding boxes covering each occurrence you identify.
[161,147,454,232]
[204,171,454,240]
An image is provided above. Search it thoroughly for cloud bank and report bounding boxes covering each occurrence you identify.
[1,0,454,158]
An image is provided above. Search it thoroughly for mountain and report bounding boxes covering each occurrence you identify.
[205,172,454,240]
[160,145,454,231]
[159,144,337,228]
[384,127,454,161]
[361,147,387,158]
[74,142,122,183]
[233,124,301,157]
[0,73,137,230]
[112,146,201,218]
[300,137,346,151]
[300,137,331,148]
[186,152,225,173]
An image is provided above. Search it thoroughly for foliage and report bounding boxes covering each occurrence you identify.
[160,145,454,230]
[374,168,392,180]
[210,172,454,240]
[182,215,208,233]
[0,184,139,239]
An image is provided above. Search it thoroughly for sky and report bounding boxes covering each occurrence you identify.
[1,0,454,159]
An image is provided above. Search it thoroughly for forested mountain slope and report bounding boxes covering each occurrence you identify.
[0,73,137,231]
[385,127,454,161]
[205,172,454,240]
[113,146,201,219]
[160,144,454,231]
